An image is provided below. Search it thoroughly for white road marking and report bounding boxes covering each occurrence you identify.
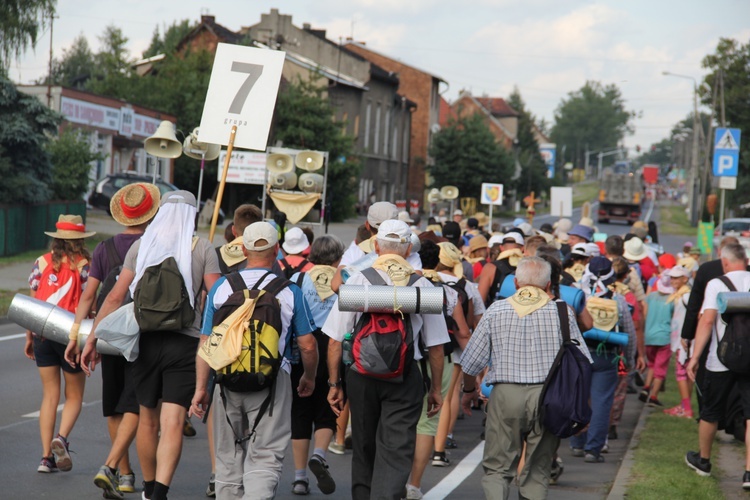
[0,333,26,342]
[22,400,100,418]
[423,441,485,499]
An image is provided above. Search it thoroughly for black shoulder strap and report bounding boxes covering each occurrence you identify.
[362,267,387,286]
[718,275,737,292]
[104,238,122,269]
[215,246,230,275]
[557,301,571,344]
[293,259,310,273]
[261,274,292,297]
[226,272,246,294]
[296,272,305,288]
[279,257,290,270]
[250,271,274,291]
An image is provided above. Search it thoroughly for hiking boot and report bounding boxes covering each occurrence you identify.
[327,442,345,455]
[431,451,450,467]
[183,417,197,437]
[638,389,649,403]
[94,465,123,500]
[549,457,564,485]
[570,447,585,457]
[206,474,216,497]
[584,453,605,463]
[647,397,664,408]
[446,436,458,449]
[308,454,335,494]
[120,472,136,494]
[685,451,711,476]
[51,435,73,472]
[743,471,750,490]
[292,479,310,495]
[405,484,423,499]
[37,456,58,473]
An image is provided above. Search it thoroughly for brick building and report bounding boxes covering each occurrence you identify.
[450,91,517,150]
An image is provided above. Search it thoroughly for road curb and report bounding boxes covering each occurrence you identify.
[607,401,651,499]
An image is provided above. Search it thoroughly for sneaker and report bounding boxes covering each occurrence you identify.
[183,417,196,437]
[570,447,585,458]
[638,389,649,403]
[549,457,564,485]
[327,442,345,455]
[626,385,638,394]
[37,456,58,473]
[431,451,450,467]
[743,471,750,490]
[206,474,216,497]
[601,443,609,454]
[51,435,73,472]
[120,472,136,494]
[446,436,458,449]
[584,453,605,463]
[292,479,310,495]
[405,484,423,499]
[94,465,123,500]
[685,451,711,476]
[648,397,664,408]
[308,454,336,494]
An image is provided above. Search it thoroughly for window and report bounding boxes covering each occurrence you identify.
[364,101,371,150]
[392,125,398,160]
[374,103,381,154]
[384,107,390,155]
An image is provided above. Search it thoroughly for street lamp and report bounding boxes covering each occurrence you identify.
[662,71,701,227]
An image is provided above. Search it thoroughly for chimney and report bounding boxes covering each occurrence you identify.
[201,14,215,24]
[303,23,311,30]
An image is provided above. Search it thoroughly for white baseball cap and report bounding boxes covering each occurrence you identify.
[243,222,279,251]
[376,219,411,243]
[502,232,525,246]
[666,266,691,279]
[281,227,309,255]
[570,243,590,257]
[397,211,414,224]
[367,202,398,228]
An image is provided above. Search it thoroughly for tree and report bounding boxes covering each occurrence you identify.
[46,127,104,200]
[507,87,549,196]
[0,0,55,68]
[551,81,635,169]
[86,25,136,98]
[45,34,95,88]
[142,20,195,59]
[700,38,750,210]
[272,74,361,221]
[0,74,61,203]
[428,112,514,201]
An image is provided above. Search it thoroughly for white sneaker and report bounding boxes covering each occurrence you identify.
[405,484,423,499]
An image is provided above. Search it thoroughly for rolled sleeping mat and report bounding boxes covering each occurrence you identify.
[582,328,629,346]
[338,284,444,314]
[8,294,120,356]
[498,274,585,314]
[717,292,750,314]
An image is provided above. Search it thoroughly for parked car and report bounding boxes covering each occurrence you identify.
[88,172,224,223]
[713,218,750,250]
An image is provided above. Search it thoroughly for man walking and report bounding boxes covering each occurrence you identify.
[461,257,591,499]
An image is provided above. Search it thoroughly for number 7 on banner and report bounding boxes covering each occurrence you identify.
[198,44,286,151]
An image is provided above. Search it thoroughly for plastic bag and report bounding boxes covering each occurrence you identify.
[96,303,140,361]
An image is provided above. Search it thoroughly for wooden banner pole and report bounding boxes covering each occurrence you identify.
[209,125,237,242]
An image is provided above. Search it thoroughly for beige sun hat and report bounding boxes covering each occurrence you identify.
[623,237,648,261]
[109,182,161,226]
[44,214,96,239]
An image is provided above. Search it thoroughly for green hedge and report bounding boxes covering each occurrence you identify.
[0,201,86,257]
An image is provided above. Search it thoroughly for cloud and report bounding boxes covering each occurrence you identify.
[320,16,408,49]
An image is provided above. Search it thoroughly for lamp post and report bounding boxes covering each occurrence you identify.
[663,71,700,226]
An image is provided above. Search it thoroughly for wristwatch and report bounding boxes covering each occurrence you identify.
[327,379,342,388]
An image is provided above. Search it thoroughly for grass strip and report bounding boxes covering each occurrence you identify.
[0,289,27,317]
[659,204,696,237]
[573,181,600,208]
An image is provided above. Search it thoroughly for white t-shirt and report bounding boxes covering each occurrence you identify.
[701,270,750,372]
[437,272,486,318]
[340,240,423,270]
[322,270,449,360]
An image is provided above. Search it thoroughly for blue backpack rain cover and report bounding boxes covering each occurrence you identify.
[538,301,593,438]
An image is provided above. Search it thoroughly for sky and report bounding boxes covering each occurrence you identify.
[10,0,750,159]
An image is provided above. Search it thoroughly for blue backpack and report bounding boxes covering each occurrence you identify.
[538,301,593,438]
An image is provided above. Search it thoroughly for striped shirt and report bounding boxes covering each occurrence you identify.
[461,299,592,384]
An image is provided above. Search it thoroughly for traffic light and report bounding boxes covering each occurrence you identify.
[635,145,641,153]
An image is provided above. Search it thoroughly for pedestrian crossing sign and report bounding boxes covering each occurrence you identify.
[712,128,741,177]
[715,129,740,150]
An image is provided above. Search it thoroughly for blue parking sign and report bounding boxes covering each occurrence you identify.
[712,128,741,177]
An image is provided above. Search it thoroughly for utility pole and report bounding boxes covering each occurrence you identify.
[46,11,55,108]
[718,69,728,230]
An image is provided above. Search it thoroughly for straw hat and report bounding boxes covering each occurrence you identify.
[110,183,161,226]
[44,214,96,239]
[623,237,648,261]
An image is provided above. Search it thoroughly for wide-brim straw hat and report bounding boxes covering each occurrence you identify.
[44,214,96,239]
[110,183,161,226]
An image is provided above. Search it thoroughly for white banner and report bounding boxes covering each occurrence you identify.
[217,150,267,185]
[550,186,573,217]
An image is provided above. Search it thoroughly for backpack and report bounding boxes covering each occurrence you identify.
[538,301,593,438]
[433,277,470,355]
[133,256,195,332]
[35,253,84,313]
[279,257,310,280]
[489,259,516,305]
[215,246,246,276]
[96,238,126,311]
[716,276,750,374]
[350,268,420,382]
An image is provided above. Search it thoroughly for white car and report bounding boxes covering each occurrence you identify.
[713,218,750,250]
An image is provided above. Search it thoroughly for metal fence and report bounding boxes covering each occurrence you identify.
[0,201,87,257]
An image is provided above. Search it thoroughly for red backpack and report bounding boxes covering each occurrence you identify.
[350,268,420,382]
[35,253,84,313]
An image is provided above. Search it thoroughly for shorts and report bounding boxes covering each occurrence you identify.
[675,356,688,382]
[101,354,140,417]
[290,363,336,440]
[131,331,198,410]
[699,370,750,423]
[646,345,671,380]
[416,358,454,436]
[33,336,82,374]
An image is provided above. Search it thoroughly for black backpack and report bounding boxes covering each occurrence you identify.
[133,257,195,332]
[96,238,127,311]
[538,301,593,438]
[489,259,516,305]
[716,276,750,374]
[279,257,310,280]
[215,246,247,276]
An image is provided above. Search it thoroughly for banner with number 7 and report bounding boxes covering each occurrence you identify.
[198,43,286,151]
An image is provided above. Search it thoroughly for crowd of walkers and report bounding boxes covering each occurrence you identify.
[22,184,750,499]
